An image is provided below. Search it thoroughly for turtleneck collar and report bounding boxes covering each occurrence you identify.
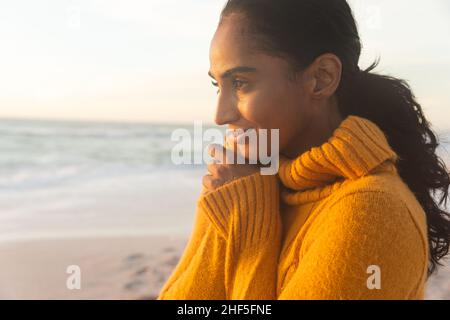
[277,115,399,204]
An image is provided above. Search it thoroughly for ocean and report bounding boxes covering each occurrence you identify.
[0,118,449,242]
[0,119,216,241]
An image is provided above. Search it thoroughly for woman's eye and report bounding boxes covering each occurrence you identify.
[210,79,246,95]
[233,79,247,90]
[211,80,220,94]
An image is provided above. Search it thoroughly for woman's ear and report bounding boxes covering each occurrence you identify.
[309,53,342,98]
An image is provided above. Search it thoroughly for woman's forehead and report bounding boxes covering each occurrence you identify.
[210,20,254,61]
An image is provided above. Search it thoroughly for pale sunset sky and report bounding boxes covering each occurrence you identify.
[0,0,449,129]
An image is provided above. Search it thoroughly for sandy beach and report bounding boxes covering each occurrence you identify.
[0,235,186,300]
[0,234,449,300]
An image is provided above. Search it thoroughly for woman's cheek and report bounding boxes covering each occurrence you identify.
[239,95,274,127]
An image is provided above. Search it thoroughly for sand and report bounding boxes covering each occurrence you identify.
[424,259,450,300]
[0,235,186,300]
[0,235,449,300]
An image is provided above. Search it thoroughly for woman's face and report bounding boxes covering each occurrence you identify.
[208,15,315,159]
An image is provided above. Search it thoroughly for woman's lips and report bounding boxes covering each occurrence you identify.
[226,128,254,145]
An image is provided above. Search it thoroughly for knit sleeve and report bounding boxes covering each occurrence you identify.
[199,172,282,300]
[278,191,428,300]
[157,172,282,300]
[156,202,227,299]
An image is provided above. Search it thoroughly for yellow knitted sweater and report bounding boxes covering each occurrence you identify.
[157,115,429,300]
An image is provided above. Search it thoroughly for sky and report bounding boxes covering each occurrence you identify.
[0,0,449,129]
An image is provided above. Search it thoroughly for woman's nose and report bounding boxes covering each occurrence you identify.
[214,96,240,126]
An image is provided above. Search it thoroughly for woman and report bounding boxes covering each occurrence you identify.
[158,0,450,299]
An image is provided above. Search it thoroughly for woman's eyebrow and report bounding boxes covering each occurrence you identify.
[208,66,257,80]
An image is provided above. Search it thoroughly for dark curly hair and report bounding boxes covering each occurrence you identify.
[220,0,450,277]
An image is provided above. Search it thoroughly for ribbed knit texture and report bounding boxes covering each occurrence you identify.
[157,115,429,300]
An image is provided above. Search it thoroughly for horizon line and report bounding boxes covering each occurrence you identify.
[0,116,218,127]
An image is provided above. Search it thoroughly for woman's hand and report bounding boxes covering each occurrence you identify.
[202,143,260,196]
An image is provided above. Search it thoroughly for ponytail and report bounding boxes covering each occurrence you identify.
[337,59,450,277]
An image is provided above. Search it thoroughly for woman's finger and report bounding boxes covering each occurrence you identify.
[207,162,220,176]
[208,143,235,164]
[208,144,225,164]
[202,174,223,191]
